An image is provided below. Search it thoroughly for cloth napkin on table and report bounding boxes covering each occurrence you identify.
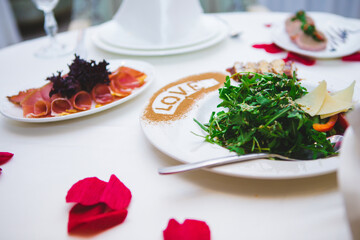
[113,0,203,45]
[338,104,360,239]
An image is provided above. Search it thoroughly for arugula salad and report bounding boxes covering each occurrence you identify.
[195,72,341,159]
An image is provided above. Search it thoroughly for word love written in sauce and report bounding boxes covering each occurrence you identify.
[143,72,226,122]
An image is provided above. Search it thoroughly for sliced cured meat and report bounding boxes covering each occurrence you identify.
[71,91,92,111]
[294,31,327,51]
[91,84,114,104]
[39,82,53,102]
[110,72,143,89]
[51,98,73,114]
[21,90,51,117]
[7,88,37,105]
[111,66,144,79]
[32,100,51,117]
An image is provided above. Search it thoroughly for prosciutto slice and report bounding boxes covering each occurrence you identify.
[7,88,36,105]
[21,90,51,117]
[51,98,73,114]
[39,82,53,102]
[71,91,92,111]
[91,84,114,104]
[111,66,144,78]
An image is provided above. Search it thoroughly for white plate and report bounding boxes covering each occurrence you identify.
[140,81,341,179]
[92,21,228,56]
[271,12,360,58]
[0,59,155,123]
[98,15,219,50]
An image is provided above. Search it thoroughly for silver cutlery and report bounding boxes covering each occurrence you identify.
[158,135,343,175]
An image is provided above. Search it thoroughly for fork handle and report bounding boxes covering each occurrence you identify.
[158,153,272,175]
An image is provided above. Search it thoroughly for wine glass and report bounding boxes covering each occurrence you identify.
[31,0,72,58]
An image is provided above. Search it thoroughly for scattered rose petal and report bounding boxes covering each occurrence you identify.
[66,177,107,206]
[283,52,316,66]
[68,203,128,233]
[252,43,284,53]
[342,51,360,61]
[265,23,272,28]
[100,174,132,210]
[0,152,14,165]
[66,175,131,234]
[163,219,211,240]
[0,168,2,174]
[66,175,132,210]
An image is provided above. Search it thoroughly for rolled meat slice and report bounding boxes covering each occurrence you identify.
[51,98,73,115]
[91,83,114,104]
[71,91,92,111]
[21,90,51,117]
[111,72,143,89]
[111,66,144,79]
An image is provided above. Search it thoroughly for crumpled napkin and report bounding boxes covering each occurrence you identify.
[338,104,360,239]
[113,0,203,45]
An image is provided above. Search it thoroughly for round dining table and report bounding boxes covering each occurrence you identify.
[0,12,358,240]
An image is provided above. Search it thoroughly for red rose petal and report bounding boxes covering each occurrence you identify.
[68,203,128,233]
[283,52,316,66]
[163,219,211,240]
[252,43,284,53]
[66,177,107,206]
[342,51,360,61]
[0,152,14,165]
[100,174,132,210]
[265,23,272,28]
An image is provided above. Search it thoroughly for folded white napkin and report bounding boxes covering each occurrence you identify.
[338,105,360,239]
[113,0,203,45]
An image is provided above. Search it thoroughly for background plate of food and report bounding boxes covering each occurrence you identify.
[271,11,360,58]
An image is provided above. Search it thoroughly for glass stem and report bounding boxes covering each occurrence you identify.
[44,11,58,42]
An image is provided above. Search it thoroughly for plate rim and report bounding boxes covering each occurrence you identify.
[98,15,221,50]
[0,59,155,123]
[92,21,228,56]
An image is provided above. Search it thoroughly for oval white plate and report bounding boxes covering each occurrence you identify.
[92,21,228,56]
[0,59,155,123]
[98,15,219,50]
[140,81,343,179]
[271,12,360,59]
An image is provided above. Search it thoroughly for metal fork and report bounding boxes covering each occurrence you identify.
[158,135,343,175]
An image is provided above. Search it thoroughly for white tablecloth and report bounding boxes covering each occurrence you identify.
[0,12,357,240]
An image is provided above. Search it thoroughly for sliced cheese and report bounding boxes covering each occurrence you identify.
[295,80,327,116]
[317,92,353,116]
[320,110,347,119]
[330,81,355,102]
[295,80,355,118]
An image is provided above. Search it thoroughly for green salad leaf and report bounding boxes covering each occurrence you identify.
[195,72,336,159]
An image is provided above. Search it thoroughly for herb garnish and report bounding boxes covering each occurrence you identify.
[47,55,110,98]
[291,10,324,42]
[195,73,336,159]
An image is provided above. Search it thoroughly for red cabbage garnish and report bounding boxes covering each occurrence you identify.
[47,55,110,98]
